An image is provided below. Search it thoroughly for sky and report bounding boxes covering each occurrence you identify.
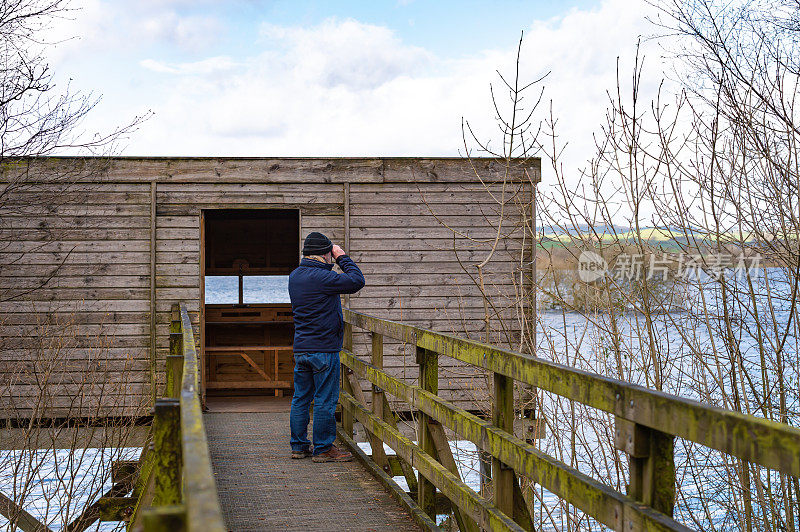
[47,0,667,167]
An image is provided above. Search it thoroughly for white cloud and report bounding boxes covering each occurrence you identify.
[259,18,433,90]
[47,0,225,60]
[141,12,224,51]
[53,0,670,177]
[140,56,240,75]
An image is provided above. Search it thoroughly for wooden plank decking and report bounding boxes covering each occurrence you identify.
[204,410,421,531]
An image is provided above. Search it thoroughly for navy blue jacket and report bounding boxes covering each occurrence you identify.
[288,255,365,353]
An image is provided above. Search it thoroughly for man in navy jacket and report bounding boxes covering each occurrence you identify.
[288,232,365,462]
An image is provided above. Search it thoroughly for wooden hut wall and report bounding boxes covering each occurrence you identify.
[1,157,539,418]
[348,179,534,409]
[0,178,154,418]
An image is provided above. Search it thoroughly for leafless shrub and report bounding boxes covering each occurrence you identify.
[0,1,151,529]
[424,1,800,529]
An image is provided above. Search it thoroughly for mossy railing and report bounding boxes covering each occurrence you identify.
[125,303,226,531]
[339,308,800,532]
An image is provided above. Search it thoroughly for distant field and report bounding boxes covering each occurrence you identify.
[539,227,782,248]
[536,236,769,271]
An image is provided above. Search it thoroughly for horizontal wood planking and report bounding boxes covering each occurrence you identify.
[5,406,148,418]
[1,287,149,300]
[155,275,200,288]
[9,156,537,183]
[2,350,150,364]
[5,392,150,408]
[0,296,151,313]
[350,192,529,205]
[3,215,151,229]
[348,215,526,229]
[2,370,151,385]
[349,300,517,311]
[348,228,528,241]
[349,238,526,253]
[2,189,151,203]
[350,286,518,301]
[2,264,153,277]
[157,203,342,216]
[8,381,151,395]
[3,183,149,193]
[7,204,151,217]
[156,251,198,265]
[1,226,150,241]
[0,322,150,336]
[349,250,522,263]
[381,158,539,182]
[350,203,522,217]
[0,251,151,265]
[0,275,150,289]
[157,287,200,300]
[157,215,200,228]
[156,240,200,253]
[2,335,149,351]
[156,227,199,240]
[158,184,343,203]
[0,240,151,254]
[350,262,523,274]
[158,182,343,193]
[350,271,520,287]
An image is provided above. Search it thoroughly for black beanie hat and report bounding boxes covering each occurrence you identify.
[302,232,333,256]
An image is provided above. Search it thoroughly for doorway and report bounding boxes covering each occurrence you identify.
[202,209,299,399]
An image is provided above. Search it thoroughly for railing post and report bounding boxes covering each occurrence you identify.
[167,305,183,398]
[492,372,514,516]
[615,416,675,516]
[479,450,492,498]
[143,505,186,531]
[152,398,182,507]
[416,345,438,519]
[370,332,387,468]
[381,397,419,495]
[166,357,183,399]
[341,321,354,437]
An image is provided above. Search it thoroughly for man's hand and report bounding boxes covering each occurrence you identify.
[331,244,345,259]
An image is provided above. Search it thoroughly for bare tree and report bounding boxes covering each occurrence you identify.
[424,1,800,529]
[0,2,150,529]
[532,0,800,528]
[0,0,149,302]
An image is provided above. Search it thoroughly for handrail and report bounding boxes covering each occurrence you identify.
[126,303,226,531]
[339,349,683,531]
[339,308,800,532]
[345,309,800,476]
[178,303,226,531]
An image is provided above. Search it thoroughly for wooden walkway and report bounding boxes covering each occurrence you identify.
[127,303,800,532]
[204,411,422,532]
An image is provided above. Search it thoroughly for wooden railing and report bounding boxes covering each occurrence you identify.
[125,303,226,531]
[338,308,800,532]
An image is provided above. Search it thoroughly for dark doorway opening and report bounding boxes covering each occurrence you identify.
[202,209,299,399]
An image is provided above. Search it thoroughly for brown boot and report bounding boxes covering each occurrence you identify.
[312,445,353,462]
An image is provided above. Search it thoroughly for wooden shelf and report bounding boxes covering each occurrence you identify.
[204,302,294,393]
[206,345,293,354]
[205,321,293,325]
[206,380,292,389]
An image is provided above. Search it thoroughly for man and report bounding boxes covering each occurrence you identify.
[288,232,365,462]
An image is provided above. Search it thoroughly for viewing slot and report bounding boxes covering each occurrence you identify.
[202,209,299,397]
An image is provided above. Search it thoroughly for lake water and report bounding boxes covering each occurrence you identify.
[204,275,290,304]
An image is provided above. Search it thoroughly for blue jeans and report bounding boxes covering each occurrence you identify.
[290,352,340,455]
